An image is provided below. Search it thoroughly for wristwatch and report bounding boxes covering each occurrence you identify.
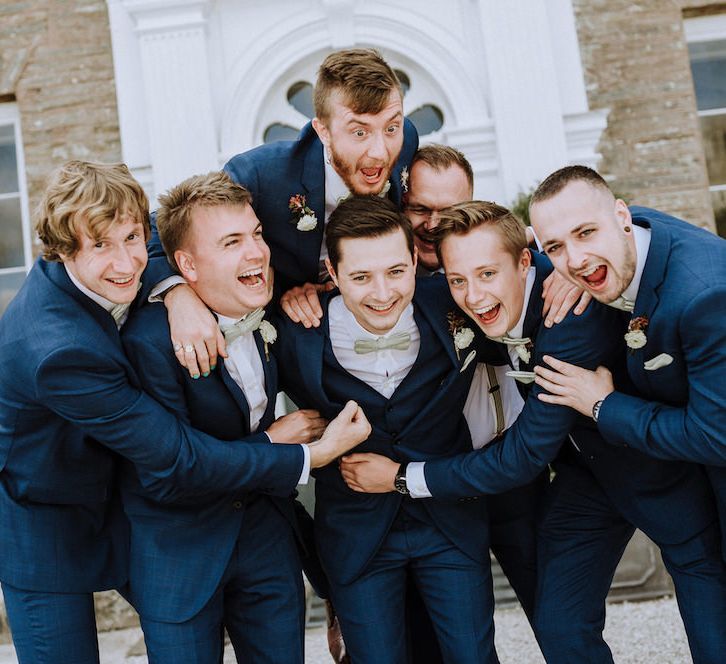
[592,399,604,423]
[394,463,409,495]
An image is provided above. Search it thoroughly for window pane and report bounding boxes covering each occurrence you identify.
[263,123,300,143]
[287,81,314,119]
[394,69,411,96]
[699,114,726,185]
[689,40,726,111]
[407,104,444,136]
[0,124,19,195]
[0,196,24,268]
[0,270,27,316]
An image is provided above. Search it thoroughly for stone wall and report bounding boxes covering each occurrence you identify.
[573,0,716,230]
[0,0,121,218]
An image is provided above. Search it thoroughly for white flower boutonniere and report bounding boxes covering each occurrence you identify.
[289,194,317,231]
[259,320,277,361]
[447,311,474,360]
[625,315,648,350]
[400,166,409,193]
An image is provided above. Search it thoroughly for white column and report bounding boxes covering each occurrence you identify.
[477,0,569,200]
[122,0,217,200]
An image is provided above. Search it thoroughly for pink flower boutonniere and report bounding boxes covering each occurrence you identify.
[625,315,648,350]
[289,194,318,231]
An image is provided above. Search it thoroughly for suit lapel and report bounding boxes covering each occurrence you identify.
[41,259,124,344]
[626,215,670,383]
[630,216,668,324]
[413,289,460,370]
[298,127,326,280]
[218,358,253,431]
[296,296,339,409]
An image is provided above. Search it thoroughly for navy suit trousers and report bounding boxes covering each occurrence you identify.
[329,500,499,664]
[2,584,100,664]
[534,457,726,664]
[139,496,305,664]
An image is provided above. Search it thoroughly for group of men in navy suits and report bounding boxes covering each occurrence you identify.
[0,43,725,664]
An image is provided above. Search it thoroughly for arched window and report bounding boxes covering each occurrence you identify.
[262,66,444,143]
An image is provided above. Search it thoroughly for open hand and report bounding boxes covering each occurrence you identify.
[280,281,336,328]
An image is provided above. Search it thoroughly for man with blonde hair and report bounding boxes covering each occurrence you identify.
[0,161,369,664]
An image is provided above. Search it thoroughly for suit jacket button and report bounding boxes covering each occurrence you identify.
[394,439,401,445]
[232,500,243,509]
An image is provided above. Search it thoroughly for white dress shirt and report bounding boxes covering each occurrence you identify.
[216,313,268,433]
[217,312,311,485]
[328,296,420,399]
[605,225,652,311]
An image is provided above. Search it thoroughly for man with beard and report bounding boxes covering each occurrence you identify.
[526,165,726,564]
[150,48,418,377]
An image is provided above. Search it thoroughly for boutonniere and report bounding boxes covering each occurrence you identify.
[259,320,277,361]
[288,194,317,231]
[624,315,648,350]
[447,311,474,360]
[400,166,409,193]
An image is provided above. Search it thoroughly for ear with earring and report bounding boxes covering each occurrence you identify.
[624,226,631,232]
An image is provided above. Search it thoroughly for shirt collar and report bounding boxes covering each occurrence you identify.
[508,267,536,339]
[330,295,416,343]
[324,152,350,210]
[621,224,651,303]
[64,264,116,314]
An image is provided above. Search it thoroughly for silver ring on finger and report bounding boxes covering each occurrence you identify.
[173,342,183,352]
[184,343,194,353]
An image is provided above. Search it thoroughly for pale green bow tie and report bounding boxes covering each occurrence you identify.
[220,308,265,345]
[110,302,131,327]
[354,332,411,355]
[609,295,635,313]
[491,335,532,363]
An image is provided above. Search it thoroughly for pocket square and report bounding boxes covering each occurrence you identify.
[643,353,674,371]
[506,370,536,384]
[460,350,476,373]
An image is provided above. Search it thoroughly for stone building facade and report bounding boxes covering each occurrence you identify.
[0,0,724,646]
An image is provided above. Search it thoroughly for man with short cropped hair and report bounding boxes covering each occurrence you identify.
[274,195,502,664]
[527,165,726,563]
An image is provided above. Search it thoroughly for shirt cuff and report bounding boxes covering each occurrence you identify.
[406,461,431,498]
[297,444,311,485]
[148,275,187,303]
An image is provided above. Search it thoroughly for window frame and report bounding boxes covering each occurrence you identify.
[0,102,33,280]
[685,13,726,199]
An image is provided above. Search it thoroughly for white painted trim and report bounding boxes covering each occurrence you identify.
[684,13,726,43]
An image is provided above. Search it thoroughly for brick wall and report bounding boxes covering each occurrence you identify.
[573,0,716,230]
[0,0,121,219]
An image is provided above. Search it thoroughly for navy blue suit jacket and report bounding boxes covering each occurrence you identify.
[221,120,418,295]
[145,121,418,295]
[0,259,304,593]
[274,277,493,585]
[422,252,717,543]
[597,208,726,547]
[121,303,315,622]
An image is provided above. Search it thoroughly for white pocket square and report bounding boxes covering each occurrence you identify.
[460,350,477,373]
[643,353,674,371]
[506,370,536,384]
